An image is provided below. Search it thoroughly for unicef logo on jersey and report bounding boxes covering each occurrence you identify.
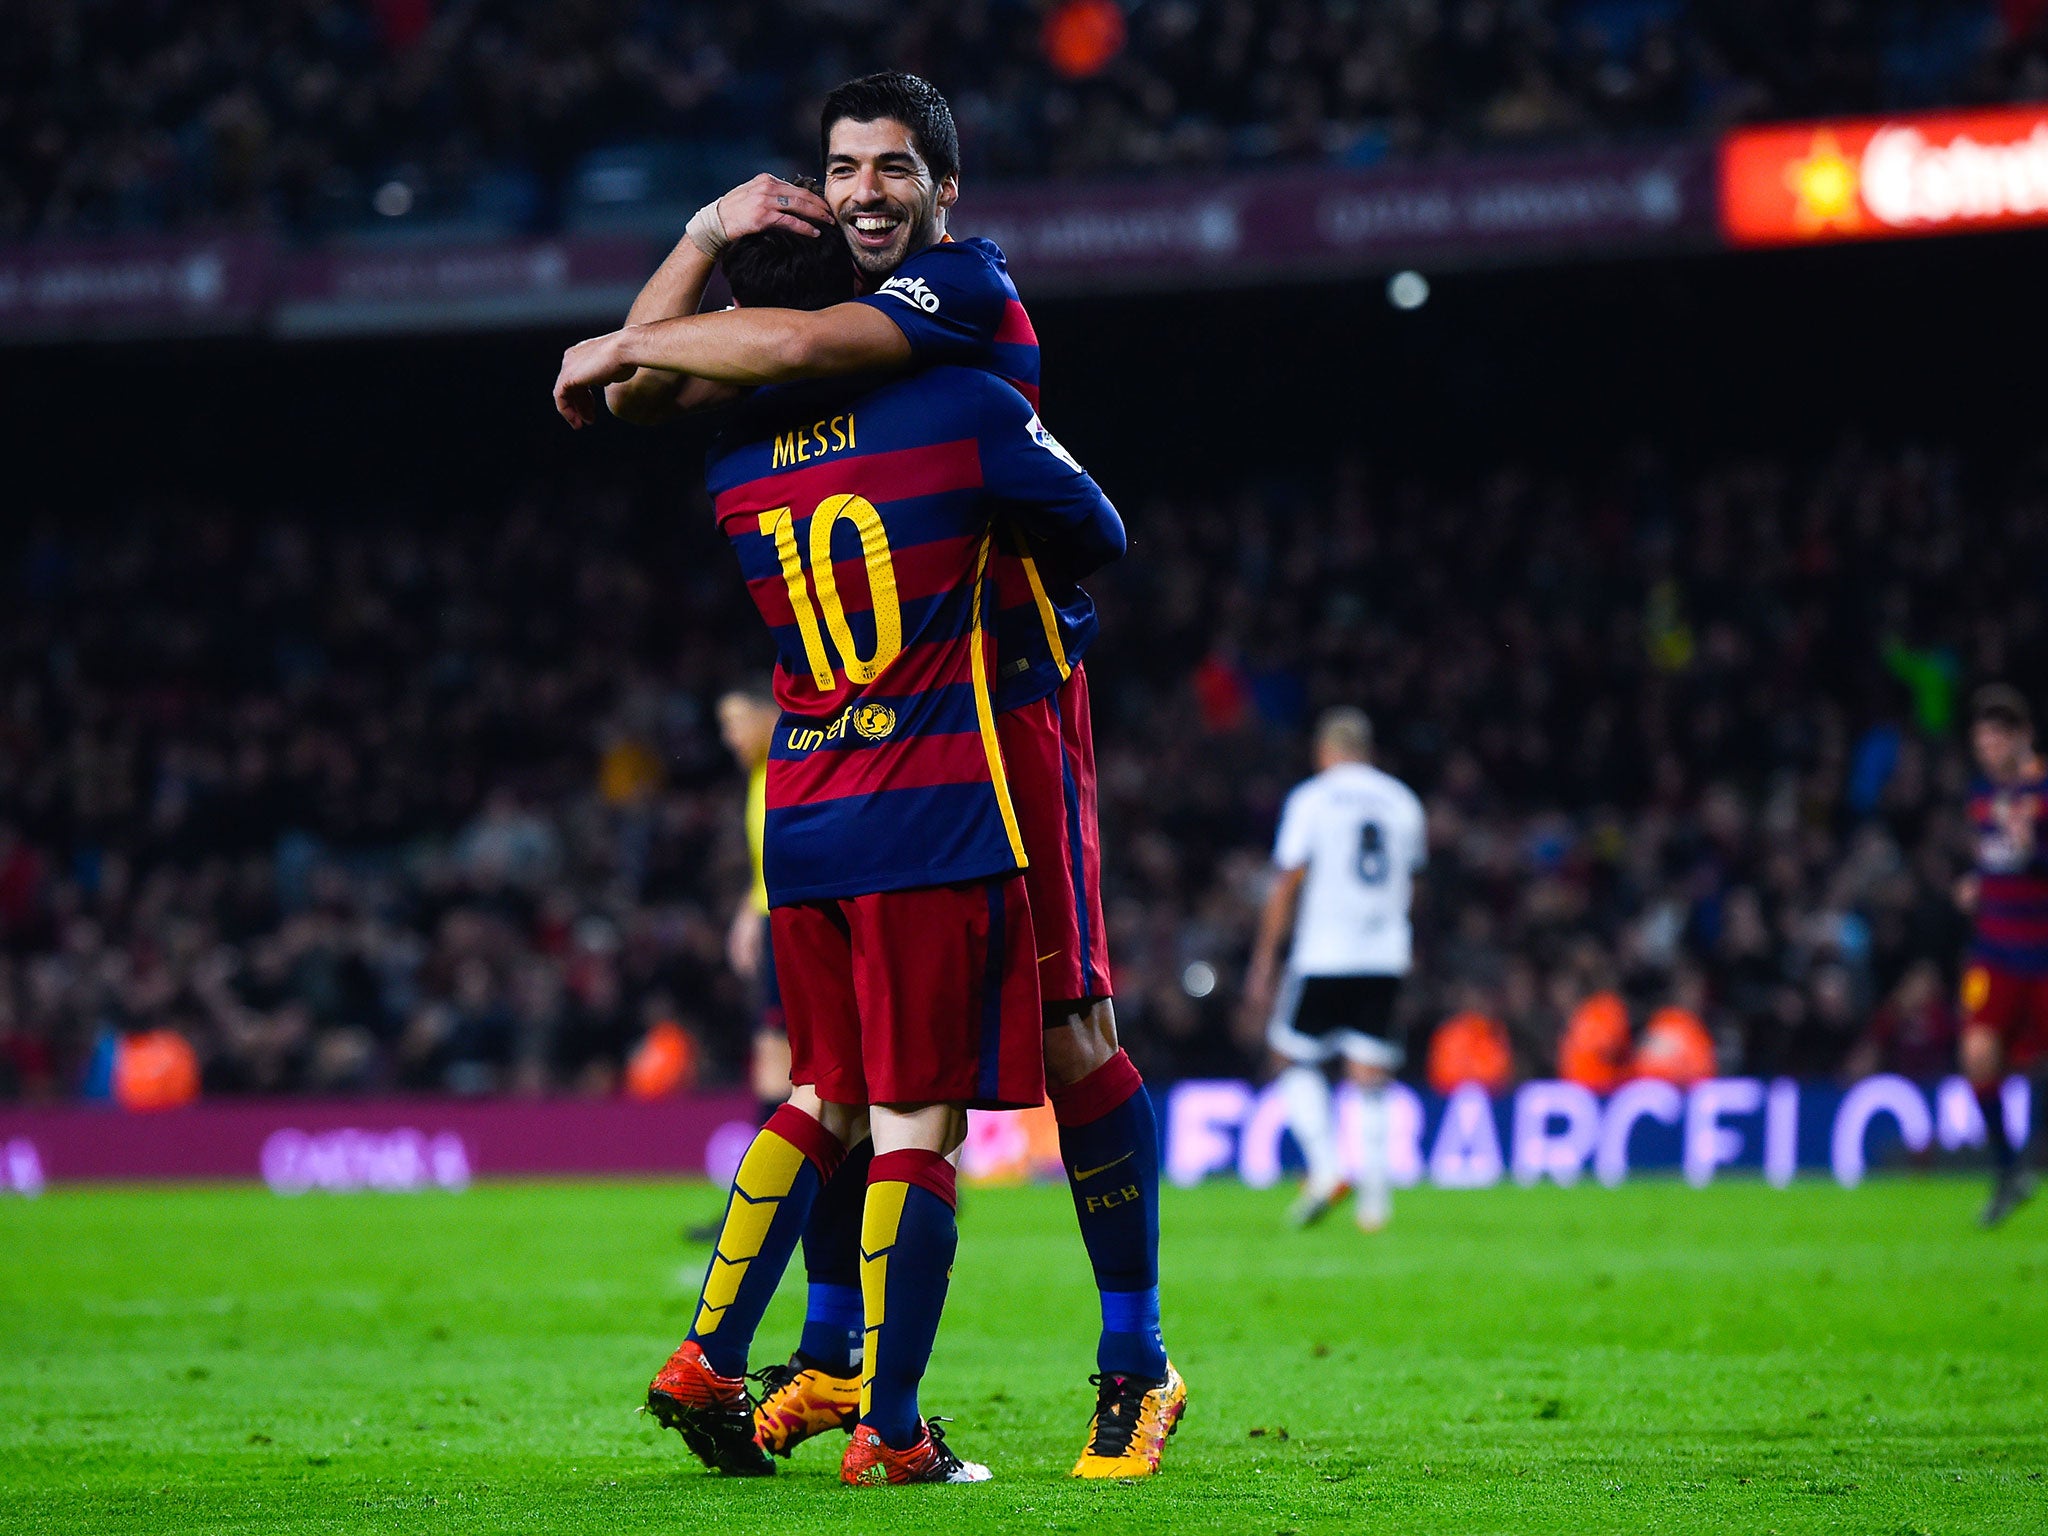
[879,275,941,314]
[851,702,898,741]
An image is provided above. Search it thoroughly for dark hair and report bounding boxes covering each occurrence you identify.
[722,198,858,312]
[819,71,960,184]
[1973,682,2033,732]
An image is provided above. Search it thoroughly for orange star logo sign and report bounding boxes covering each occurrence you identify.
[1785,129,1863,235]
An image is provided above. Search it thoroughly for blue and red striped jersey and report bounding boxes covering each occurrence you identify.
[708,365,1124,906]
[855,235,1095,713]
[1970,770,2048,976]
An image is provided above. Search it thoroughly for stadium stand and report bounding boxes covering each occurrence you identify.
[4,0,2046,238]
[0,435,2027,1100]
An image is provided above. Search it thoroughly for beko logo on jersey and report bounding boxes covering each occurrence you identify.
[771,413,856,469]
[878,275,941,313]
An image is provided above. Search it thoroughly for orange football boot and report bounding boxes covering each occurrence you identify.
[751,1353,861,1456]
[840,1420,993,1485]
[645,1340,773,1476]
[1071,1363,1188,1478]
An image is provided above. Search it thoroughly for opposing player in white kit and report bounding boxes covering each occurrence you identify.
[1243,708,1426,1231]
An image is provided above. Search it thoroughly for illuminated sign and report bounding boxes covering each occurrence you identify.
[259,1127,471,1194]
[1720,105,2048,246]
[1159,1074,2029,1189]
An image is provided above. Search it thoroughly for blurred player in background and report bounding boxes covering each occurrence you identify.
[715,690,792,1121]
[577,72,1182,1479]
[1956,684,2047,1227]
[1245,708,1426,1232]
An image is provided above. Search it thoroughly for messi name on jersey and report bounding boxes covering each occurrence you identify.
[770,412,857,469]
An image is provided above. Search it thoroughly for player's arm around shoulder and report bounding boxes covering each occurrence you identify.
[607,374,746,426]
[561,283,924,435]
[735,301,916,377]
[970,377,1127,574]
[560,303,913,427]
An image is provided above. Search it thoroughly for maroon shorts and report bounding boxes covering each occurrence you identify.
[997,665,1112,1007]
[1961,962,2048,1070]
[772,875,1044,1110]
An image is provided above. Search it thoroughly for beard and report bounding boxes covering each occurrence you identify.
[840,193,939,283]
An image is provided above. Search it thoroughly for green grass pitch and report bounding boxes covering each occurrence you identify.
[3,1176,2044,1534]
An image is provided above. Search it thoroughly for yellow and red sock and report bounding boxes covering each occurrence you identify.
[686,1104,844,1378]
[858,1148,957,1449]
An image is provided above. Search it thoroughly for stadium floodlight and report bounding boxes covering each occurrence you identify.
[1386,269,1430,309]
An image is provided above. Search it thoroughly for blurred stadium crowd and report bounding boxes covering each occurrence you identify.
[0,436,2030,1101]
[7,0,2048,238]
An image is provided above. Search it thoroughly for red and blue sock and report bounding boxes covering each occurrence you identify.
[859,1148,958,1450]
[1052,1049,1168,1381]
[685,1105,843,1379]
[798,1136,873,1376]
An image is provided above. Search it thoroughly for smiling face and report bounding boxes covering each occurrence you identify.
[824,116,957,284]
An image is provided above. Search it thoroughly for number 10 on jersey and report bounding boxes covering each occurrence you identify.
[758,494,903,690]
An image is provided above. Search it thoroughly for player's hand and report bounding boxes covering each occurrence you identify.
[553,331,636,428]
[1954,872,1980,913]
[718,173,833,239]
